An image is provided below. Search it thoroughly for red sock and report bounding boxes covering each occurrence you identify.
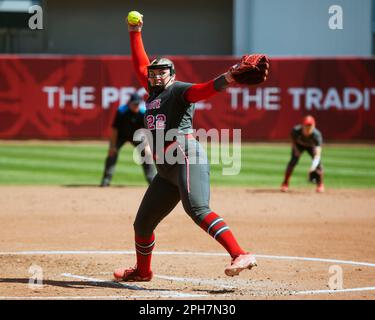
[199,212,245,258]
[135,233,155,276]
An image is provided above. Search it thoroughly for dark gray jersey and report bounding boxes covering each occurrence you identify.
[145,81,194,152]
[291,125,323,148]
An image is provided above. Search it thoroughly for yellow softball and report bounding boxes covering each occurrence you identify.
[127,11,143,26]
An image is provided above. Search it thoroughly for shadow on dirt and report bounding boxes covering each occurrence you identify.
[193,288,236,294]
[0,278,165,291]
[245,188,308,194]
[0,278,234,295]
[62,184,141,188]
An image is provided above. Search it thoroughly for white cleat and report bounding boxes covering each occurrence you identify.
[225,253,257,277]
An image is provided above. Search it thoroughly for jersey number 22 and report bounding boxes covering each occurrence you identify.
[146,114,166,130]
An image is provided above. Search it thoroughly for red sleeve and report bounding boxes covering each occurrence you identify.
[183,80,218,103]
[129,31,150,90]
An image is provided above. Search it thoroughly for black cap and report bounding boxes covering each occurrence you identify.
[128,93,142,104]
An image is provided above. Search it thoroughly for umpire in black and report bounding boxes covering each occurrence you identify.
[100,93,156,187]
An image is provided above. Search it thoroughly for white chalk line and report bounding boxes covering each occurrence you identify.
[154,274,235,289]
[61,273,144,291]
[256,254,375,268]
[99,271,250,288]
[1,250,375,297]
[1,250,375,268]
[61,273,209,299]
[99,272,269,290]
[115,273,375,296]
[294,286,375,295]
[150,274,375,297]
[0,296,178,300]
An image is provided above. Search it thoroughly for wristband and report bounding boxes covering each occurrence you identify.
[310,156,321,171]
[213,74,231,91]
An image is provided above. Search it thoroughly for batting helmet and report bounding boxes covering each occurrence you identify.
[147,57,175,94]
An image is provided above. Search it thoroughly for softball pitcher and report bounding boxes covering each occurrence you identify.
[114,12,269,281]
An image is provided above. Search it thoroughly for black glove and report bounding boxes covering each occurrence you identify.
[308,170,320,184]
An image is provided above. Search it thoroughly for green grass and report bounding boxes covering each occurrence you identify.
[1,142,375,188]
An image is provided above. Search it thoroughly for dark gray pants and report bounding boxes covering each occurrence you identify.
[101,138,156,186]
[285,144,323,184]
[134,139,211,237]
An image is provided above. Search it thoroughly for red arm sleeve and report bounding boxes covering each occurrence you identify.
[184,80,218,103]
[129,31,150,90]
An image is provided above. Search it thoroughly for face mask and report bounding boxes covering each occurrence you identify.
[147,65,174,94]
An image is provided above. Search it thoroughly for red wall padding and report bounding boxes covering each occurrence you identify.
[1,55,374,140]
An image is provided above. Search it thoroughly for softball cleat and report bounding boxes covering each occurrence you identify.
[225,253,257,277]
[113,267,153,282]
[280,183,289,192]
[316,183,325,193]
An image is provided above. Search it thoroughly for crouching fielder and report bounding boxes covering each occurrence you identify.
[281,115,325,193]
[113,12,269,281]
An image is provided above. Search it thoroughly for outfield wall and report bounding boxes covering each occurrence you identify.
[0,55,375,141]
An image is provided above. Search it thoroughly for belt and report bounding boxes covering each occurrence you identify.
[153,133,195,161]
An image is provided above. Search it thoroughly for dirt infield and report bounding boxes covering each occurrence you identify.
[0,186,374,300]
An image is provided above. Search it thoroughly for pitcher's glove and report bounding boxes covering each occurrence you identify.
[228,55,269,85]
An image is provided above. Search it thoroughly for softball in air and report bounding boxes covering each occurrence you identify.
[127,11,143,26]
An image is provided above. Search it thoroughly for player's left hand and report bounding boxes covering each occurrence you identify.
[226,54,269,85]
